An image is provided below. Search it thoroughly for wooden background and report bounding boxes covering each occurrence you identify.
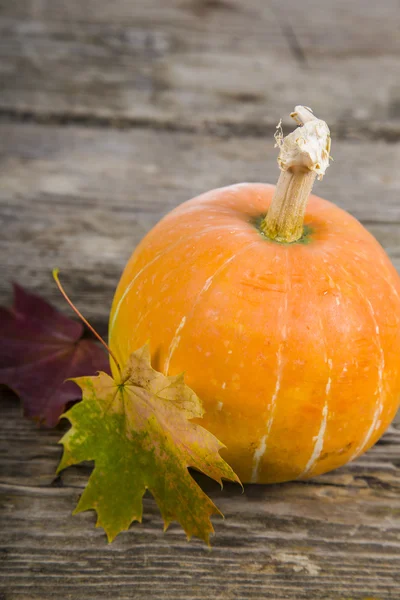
[1,1,400,598]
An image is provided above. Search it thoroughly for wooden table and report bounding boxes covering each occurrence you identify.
[1,1,400,598]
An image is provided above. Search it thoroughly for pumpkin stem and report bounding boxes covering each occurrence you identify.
[261,106,332,243]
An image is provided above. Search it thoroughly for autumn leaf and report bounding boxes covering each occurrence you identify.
[0,284,110,427]
[58,344,240,544]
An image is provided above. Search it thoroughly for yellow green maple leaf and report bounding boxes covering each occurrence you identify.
[57,344,240,544]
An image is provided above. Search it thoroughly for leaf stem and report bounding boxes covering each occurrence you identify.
[52,269,122,377]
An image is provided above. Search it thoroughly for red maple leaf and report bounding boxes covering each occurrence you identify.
[0,284,110,427]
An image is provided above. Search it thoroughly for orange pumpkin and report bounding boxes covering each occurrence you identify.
[109,107,400,483]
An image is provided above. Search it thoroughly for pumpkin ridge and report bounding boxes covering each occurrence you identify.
[251,247,290,482]
[349,291,385,461]
[164,239,260,376]
[110,222,251,344]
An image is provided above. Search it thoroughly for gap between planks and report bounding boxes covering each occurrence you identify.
[1,108,400,142]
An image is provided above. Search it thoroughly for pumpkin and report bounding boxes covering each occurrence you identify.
[109,107,400,484]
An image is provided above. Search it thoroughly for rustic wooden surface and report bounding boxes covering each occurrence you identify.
[1,1,400,599]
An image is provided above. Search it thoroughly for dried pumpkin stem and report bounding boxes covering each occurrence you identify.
[261,106,332,243]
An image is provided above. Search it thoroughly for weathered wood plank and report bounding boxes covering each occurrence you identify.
[0,390,399,600]
[1,123,400,326]
[0,0,400,135]
[1,2,400,597]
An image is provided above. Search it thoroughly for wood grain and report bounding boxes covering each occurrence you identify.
[1,391,400,600]
[1,0,400,137]
[1,1,400,598]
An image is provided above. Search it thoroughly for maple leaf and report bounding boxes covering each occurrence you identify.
[0,284,110,427]
[57,344,241,544]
